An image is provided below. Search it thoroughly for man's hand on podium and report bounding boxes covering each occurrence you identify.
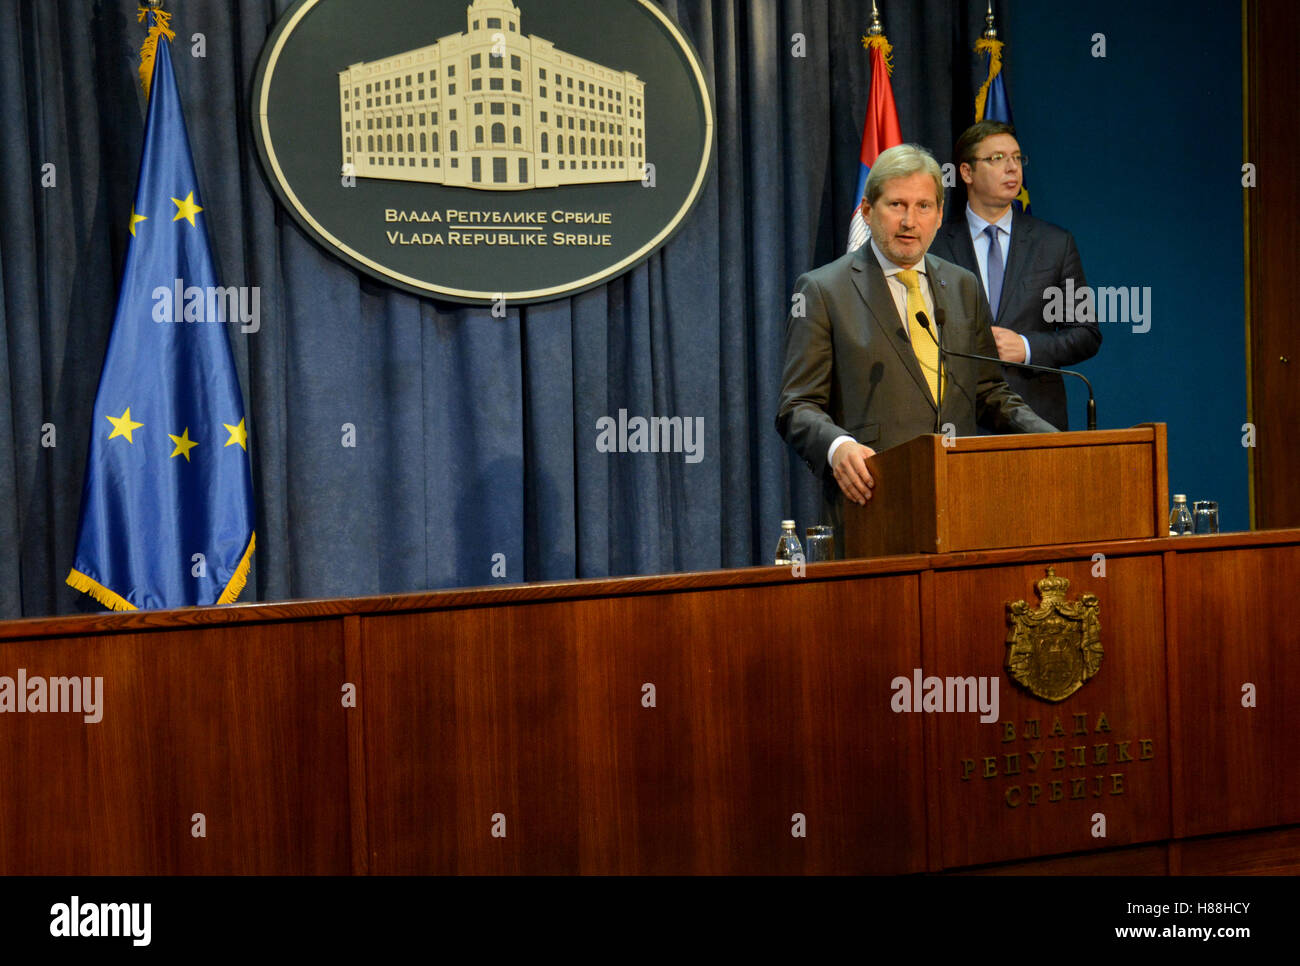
[832,443,876,506]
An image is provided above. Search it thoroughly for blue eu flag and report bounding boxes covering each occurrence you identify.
[981,67,1030,214]
[67,21,255,610]
[976,38,1031,215]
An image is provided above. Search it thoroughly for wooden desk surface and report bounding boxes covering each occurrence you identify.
[1,528,1297,874]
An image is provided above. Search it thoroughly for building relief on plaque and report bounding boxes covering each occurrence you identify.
[254,0,712,301]
[338,0,646,190]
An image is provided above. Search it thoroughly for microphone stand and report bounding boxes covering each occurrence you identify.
[916,311,1097,432]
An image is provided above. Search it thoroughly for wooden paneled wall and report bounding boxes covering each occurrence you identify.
[1246,0,1300,526]
[1,532,1299,874]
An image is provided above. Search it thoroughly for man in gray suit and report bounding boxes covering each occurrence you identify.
[928,121,1100,430]
[776,144,1055,533]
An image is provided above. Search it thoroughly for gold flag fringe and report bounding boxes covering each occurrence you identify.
[216,531,256,605]
[973,37,1004,122]
[861,33,895,75]
[66,531,254,611]
[137,6,176,100]
[66,568,137,611]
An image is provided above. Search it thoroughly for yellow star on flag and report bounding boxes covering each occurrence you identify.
[172,191,203,226]
[168,427,199,462]
[129,207,148,237]
[223,418,248,451]
[106,407,144,444]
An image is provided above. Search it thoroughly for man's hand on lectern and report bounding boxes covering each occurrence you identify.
[832,443,876,506]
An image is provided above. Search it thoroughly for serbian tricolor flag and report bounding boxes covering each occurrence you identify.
[846,26,903,252]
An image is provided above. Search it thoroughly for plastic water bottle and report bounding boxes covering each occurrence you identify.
[1168,494,1193,536]
[774,519,803,565]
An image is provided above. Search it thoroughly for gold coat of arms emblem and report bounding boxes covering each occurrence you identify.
[1005,567,1102,702]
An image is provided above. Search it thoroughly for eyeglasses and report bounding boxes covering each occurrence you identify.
[973,152,1027,169]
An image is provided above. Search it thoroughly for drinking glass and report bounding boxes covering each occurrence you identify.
[805,525,835,562]
[1192,501,1219,535]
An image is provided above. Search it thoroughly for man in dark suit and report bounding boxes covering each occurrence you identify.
[776,144,1055,535]
[928,121,1100,430]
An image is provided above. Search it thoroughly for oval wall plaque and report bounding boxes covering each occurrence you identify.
[252,0,714,304]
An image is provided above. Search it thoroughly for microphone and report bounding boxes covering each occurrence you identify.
[915,310,1097,432]
[912,311,945,434]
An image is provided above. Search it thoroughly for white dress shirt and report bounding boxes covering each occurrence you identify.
[827,239,937,466]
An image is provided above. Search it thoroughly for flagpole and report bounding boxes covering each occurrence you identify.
[974,3,1003,123]
[972,2,1029,212]
[68,0,257,610]
[847,2,901,252]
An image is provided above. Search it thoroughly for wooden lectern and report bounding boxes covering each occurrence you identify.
[844,423,1168,558]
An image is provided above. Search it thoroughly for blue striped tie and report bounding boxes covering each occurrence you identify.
[984,223,1004,318]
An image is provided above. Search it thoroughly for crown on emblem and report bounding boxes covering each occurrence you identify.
[1035,567,1071,603]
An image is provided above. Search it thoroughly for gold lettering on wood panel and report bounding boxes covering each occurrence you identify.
[959,710,1157,807]
[960,571,1155,808]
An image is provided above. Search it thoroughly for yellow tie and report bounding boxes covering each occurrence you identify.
[895,268,942,404]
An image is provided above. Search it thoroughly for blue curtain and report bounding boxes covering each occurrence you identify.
[0,0,997,617]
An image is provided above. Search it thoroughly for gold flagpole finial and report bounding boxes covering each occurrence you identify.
[867,0,882,37]
[861,0,893,71]
[974,1,1004,120]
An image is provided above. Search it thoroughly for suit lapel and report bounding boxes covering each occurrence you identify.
[851,245,936,410]
[925,253,953,317]
[938,217,990,324]
[998,210,1035,323]
[925,254,965,421]
[946,218,979,276]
